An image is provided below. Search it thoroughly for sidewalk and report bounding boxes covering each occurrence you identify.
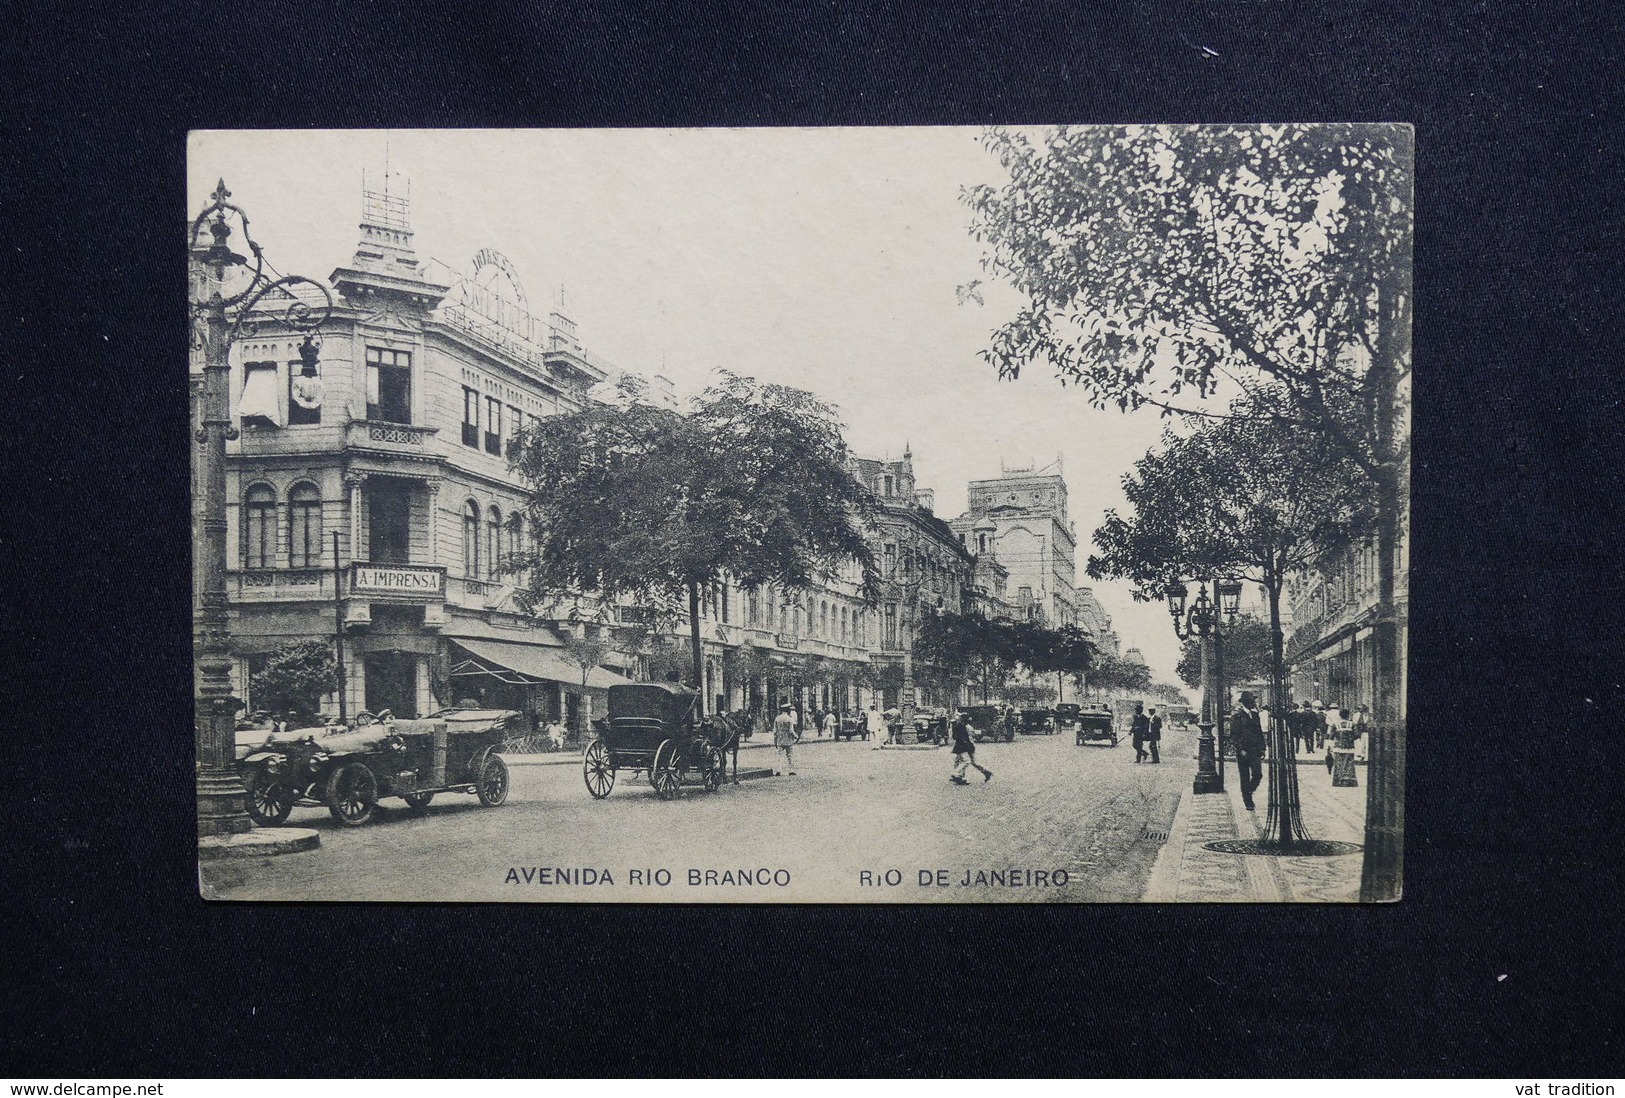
[1142,749,1368,903]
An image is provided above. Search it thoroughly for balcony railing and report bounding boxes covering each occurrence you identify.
[346,419,437,451]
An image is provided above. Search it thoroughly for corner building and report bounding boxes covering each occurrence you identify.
[216,185,631,727]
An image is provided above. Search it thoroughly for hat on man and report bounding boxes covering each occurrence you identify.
[1239,690,1258,706]
[779,702,792,711]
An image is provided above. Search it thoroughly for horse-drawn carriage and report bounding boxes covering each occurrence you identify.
[581,683,734,800]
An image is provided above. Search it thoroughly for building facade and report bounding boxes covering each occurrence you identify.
[852,450,975,709]
[217,184,637,731]
[209,179,975,734]
[951,461,1079,629]
[1283,527,1410,717]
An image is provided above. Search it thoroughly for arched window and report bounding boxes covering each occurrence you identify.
[463,501,480,578]
[508,514,524,574]
[840,606,848,644]
[288,482,322,568]
[486,506,503,580]
[243,484,277,569]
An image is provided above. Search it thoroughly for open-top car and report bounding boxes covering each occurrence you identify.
[235,707,518,827]
[1017,707,1056,735]
[1074,703,1119,747]
[962,704,1014,743]
[835,713,869,741]
[582,682,733,800]
[914,707,949,745]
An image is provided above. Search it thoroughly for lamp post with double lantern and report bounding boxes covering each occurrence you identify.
[1165,576,1243,795]
[191,179,331,856]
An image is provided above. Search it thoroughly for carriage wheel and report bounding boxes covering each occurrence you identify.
[703,745,727,793]
[651,740,682,800]
[244,772,297,826]
[324,763,377,826]
[403,791,435,811]
[476,752,510,806]
[583,739,615,799]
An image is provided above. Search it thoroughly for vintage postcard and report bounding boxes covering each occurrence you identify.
[191,126,1410,902]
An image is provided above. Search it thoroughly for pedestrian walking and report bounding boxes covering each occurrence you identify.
[546,716,567,751]
[772,702,799,776]
[1288,701,1310,755]
[1130,703,1150,763]
[823,709,838,738]
[1147,707,1163,764]
[1330,707,1359,787]
[949,710,992,785]
[1231,691,1266,811]
[866,703,883,748]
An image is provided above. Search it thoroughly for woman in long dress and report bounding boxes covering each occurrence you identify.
[1329,707,1359,787]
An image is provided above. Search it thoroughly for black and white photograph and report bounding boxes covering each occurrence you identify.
[190,125,1411,904]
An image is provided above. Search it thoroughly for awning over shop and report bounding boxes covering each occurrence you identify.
[448,637,634,690]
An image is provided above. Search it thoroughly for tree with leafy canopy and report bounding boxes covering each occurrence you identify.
[509,371,881,717]
[1089,412,1372,843]
[1175,614,1272,691]
[250,639,341,720]
[914,610,1019,704]
[965,123,1411,897]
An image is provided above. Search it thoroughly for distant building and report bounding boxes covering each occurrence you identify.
[950,458,1121,656]
[851,447,975,709]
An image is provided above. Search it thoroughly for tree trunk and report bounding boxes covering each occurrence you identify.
[1264,573,1308,845]
[1362,469,1404,900]
[687,579,705,718]
[1361,269,1407,902]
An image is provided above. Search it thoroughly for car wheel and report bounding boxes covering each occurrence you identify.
[244,772,297,826]
[324,763,377,826]
[476,752,510,806]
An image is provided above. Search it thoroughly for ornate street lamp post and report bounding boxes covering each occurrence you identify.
[190,180,332,848]
[1166,576,1242,796]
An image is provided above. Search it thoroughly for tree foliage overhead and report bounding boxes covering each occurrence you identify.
[963,124,1411,485]
[508,371,882,669]
[249,639,341,718]
[1174,614,1273,691]
[1087,406,1375,599]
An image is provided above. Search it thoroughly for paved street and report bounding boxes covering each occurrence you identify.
[201,724,1195,903]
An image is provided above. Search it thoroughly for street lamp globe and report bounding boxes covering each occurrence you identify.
[1217,576,1244,619]
[1164,580,1188,622]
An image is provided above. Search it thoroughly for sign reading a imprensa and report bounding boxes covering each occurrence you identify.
[350,563,444,595]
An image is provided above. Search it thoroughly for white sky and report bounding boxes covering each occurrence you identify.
[189,127,1203,684]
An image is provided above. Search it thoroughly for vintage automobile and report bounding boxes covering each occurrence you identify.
[582,682,732,800]
[913,707,949,745]
[962,704,1014,743]
[1074,703,1120,747]
[1052,702,1083,729]
[1017,707,1056,735]
[235,707,518,827]
[835,712,869,741]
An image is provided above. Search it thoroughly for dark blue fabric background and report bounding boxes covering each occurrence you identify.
[3,0,1621,1077]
